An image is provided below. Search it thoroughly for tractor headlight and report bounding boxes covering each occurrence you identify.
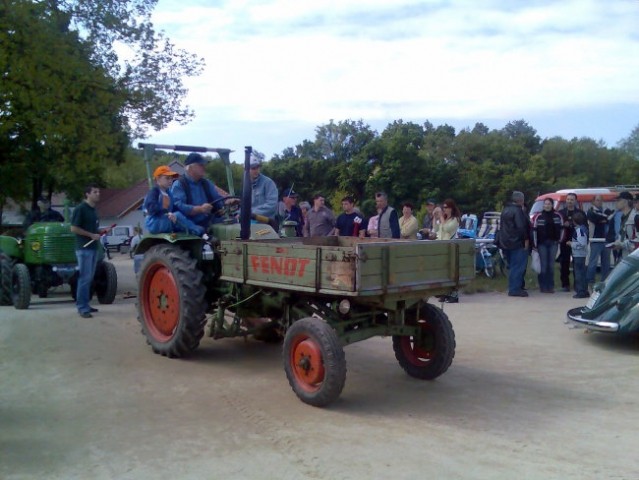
[31,241,41,252]
[338,299,351,315]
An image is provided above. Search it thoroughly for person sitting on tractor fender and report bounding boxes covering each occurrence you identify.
[171,153,235,232]
[144,165,205,236]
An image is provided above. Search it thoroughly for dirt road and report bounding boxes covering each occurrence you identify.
[1,255,637,479]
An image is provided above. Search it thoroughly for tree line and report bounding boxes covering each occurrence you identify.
[261,119,639,219]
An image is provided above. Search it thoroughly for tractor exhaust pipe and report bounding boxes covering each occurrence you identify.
[240,146,252,240]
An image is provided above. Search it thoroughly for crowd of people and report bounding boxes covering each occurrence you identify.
[138,151,639,304]
[68,154,639,319]
[501,190,639,299]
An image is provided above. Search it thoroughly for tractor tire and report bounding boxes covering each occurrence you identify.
[137,244,207,358]
[392,301,455,380]
[283,318,346,407]
[94,261,117,304]
[69,272,78,301]
[11,263,31,310]
[0,253,13,306]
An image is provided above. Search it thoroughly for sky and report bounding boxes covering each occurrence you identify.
[142,0,639,161]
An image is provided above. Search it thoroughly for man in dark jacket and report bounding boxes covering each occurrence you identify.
[558,192,584,292]
[500,191,530,297]
[23,197,64,228]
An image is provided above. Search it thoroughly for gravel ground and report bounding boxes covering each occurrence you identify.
[1,254,637,480]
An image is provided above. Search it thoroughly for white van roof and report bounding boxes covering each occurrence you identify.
[555,188,612,194]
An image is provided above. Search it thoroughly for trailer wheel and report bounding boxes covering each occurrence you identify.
[283,318,346,407]
[138,244,206,358]
[0,253,13,306]
[94,261,117,304]
[392,302,455,380]
[11,263,31,310]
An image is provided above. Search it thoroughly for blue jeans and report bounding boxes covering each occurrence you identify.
[573,257,588,296]
[76,248,98,314]
[586,242,611,284]
[507,247,528,294]
[148,211,204,236]
[537,240,558,291]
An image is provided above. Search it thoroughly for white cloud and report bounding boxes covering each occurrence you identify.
[146,0,639,154]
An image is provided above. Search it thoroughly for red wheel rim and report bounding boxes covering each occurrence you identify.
[400,321,434,366]
[289,334,325,392]
[141,263,180,341]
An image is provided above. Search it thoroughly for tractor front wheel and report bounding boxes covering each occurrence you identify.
[11,263,31,310]
[392,301,455,380]
[94,261,117,304]
[137,244,207,358]
[0,253,13,306]
[283,318,346,407]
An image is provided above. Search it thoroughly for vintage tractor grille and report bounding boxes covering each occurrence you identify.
[27,232,77,264]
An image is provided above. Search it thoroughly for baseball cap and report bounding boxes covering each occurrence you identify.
[249,150,265,167]
[282,188,298,198]
[184,152,209,166]
[426,198,436,205]
[153,165,179,179]
[616,191,633,201]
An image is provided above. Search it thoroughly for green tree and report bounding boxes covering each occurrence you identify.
[0,0,203,218]
[52,0,204,139]
[0,1,128,209]
[619,123,639,161]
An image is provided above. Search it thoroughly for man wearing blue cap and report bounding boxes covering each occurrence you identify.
[278,187,304,236]
[171,152,230,232]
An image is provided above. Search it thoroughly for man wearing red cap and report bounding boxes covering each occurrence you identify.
[144,165,204,235]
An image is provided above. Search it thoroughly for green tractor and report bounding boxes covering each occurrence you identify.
[0,221,117,310]
[135,144,474,407]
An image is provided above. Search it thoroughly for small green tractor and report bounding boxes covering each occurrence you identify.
[134,144,475,407]
[0,222,117,310]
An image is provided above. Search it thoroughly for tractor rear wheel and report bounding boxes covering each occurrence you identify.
[392,301,455,380]
[138,244,207,358]
[94,261,117,304]
[283,318,346,407]
[11,263,31,310]
[0,253,13,306]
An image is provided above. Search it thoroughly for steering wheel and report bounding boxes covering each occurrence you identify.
[211,195,241,218]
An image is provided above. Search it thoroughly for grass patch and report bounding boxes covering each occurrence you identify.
[461,257,543,294]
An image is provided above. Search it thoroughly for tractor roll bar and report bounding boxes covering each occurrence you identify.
[137,143,232,154]
[137,143,235,193]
